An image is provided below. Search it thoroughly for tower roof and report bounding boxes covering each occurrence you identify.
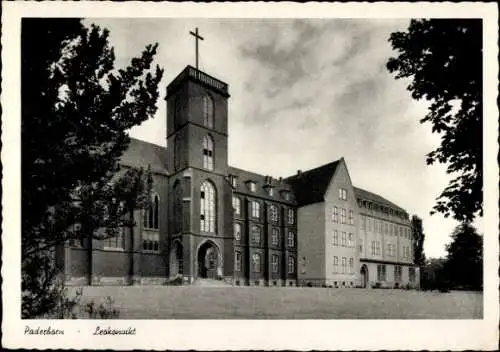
[166,65,230,98]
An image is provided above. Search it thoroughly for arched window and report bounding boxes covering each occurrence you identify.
[144,193,159,230]
[202,94,214,129]
[203,135,214,171]
[200,181,216,233]
[252,253,261,272]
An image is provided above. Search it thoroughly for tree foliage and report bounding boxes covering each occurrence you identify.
[387,19,482,223]
[444,223,483,290]
[21,18,163,317]
[411,215,426,267]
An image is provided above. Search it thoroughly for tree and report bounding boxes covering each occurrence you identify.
[387,19,482,223]
[443,223,483,290]
[411,215,426,267]
[21,18,163,317]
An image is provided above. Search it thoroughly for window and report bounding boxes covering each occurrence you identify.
[349,210,354,225]
[288,209,295,224]
[104,228,124,250]
[174,133,181,171]
[359,238,363,254]
[287,231,295,247]
[202,135,214,170]
[379,220,383,234]
[387,243,395,257]
[230,176,237,188]
[409,267,416,283]
[377,264,386,281]
[271,254,279,273]
[361,215,366,229]
[332,206,339,223]
[333,230,339,246]
[142,232,159,252]
[341,257,347,274]
[348,233,354,247]
[349,258,354,274]
[376,241,381,256]
[288,256,295,274]
[234,223,241,241]
[143,193,159,230]
[232,196,241,216]
[252,253,261,272]
[249,182,256,192]
[269,205,278,222]
[368,217,372,231]
[333,256,339,273]
[400,227,403,237]
[371,241,376,256]
[235,252,241,271]
[384,222,388,234]
[271,228,279,246]
[341,231,347,246]
[338,188,347,200]
[251,201,260,218]
[173,181,182,233]
[200,181,216,233]
[394,265,402,282]
[202,94,214,129]
[251,225,261,244]
[268,187,274,196]
[340,208,346,224]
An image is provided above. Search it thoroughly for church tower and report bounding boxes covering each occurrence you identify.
[166,65,233,283]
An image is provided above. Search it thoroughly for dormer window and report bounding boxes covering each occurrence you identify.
[249,181,256,193]
[281,190,291,201]
[229,175,238,188]
[265,185,274,196]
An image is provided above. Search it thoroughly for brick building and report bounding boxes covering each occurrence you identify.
[60,65,419,288]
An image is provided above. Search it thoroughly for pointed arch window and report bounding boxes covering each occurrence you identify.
[174,133,181,171]
[173,181,182,233]
[203,135,214,171]
[200,181,216,233]
[144,193,159,230]
[202,94,214,129]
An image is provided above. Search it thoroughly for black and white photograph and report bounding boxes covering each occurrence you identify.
[2,2,498,350]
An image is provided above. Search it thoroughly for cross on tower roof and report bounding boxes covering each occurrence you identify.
[189,27,204,71]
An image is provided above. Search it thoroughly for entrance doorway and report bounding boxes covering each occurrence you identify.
[360,264,369,288]
[197,241,218,279]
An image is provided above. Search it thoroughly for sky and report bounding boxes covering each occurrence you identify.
[83,18,480,258]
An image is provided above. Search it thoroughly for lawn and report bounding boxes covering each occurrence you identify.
[68,286,483,319]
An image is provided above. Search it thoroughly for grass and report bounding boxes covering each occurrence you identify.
[67,286,483,319]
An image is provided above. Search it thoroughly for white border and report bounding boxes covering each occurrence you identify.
[2,2,499,350]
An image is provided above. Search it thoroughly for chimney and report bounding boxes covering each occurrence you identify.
[297,170,302,176]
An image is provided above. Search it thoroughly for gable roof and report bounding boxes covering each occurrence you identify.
[284,160,341,206]
[119,138,168,175]
[352,186,406,214]
[228,166,296,205]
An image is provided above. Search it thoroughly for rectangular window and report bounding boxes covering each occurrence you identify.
[271,254,279,273]
[349,210,354,225]
[232,196,240,216]
[394,265,402,282]
[341,257,347,274]
[287,231,295,248]
[288,209,295,224]
[371,241,376,256]
[269,205,278,222]
[288,257,295,274]
[142,231,159,252]
[249,182,256,192]
[338,188,347,200]
[361,215,365,230]
[341,231,347,246]
[252,253,261,272]
[268,187,274,196]
[341,208,346,224]
[105,228,125,250]
[333,230,339,246]
[251,225,261,244]
[384,222,388,234]
[333,256,339,273]
[377,264,386,281]
[333,206,339,223]
[376,241,381,256]
[349,258,354,275]
[271,228,279,246]
[348,233,354,247]
[235,252,241,271]
[251,201,260,218]
[234,223,241,241]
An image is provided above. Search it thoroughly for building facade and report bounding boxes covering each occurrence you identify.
[60,66,419,288]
